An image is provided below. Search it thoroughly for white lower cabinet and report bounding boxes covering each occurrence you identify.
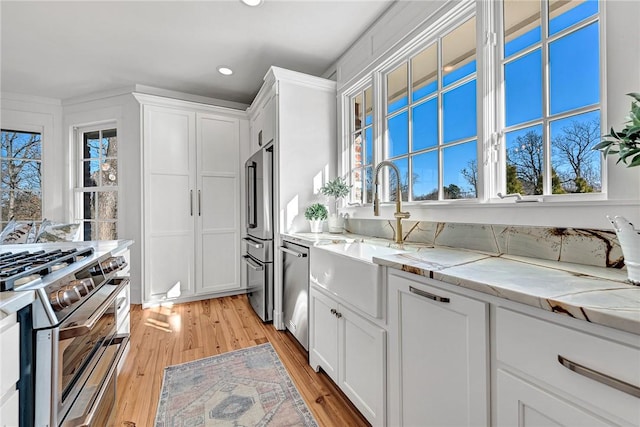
[387,271,489,427]
[495,307,640,426]
[497,369,615,426]
[0,313,20,427]
[309,285,385,426]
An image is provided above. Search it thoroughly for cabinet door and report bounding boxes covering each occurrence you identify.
[249,108,263,156]
[195,113,240,295]
[309,287,338,381]
[339,305,386,427]
[143,105,196,302]
[497,369,617,427]
[261,94,276,147]
[388,272,489,427]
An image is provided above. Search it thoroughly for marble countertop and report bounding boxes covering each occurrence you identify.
[0,239,133,319]
[282,232,640,335]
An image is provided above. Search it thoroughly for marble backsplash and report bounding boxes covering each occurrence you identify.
[344,219,624,269]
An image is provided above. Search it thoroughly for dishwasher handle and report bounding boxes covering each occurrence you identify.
[279,246,308,258]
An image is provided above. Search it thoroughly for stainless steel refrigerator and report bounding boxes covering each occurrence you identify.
[243,145,274,322]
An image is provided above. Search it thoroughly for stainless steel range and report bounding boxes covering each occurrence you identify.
[1,242,131,427]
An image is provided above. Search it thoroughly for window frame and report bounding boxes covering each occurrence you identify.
[496,0,605,199]
[339,0,606,207]
[73,123,119,241]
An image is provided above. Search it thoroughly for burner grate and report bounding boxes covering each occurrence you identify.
[0,247,95,291]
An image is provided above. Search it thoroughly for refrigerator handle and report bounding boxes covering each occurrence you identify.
[247,162,257,228]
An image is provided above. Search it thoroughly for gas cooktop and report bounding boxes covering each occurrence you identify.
[0,247,95,292]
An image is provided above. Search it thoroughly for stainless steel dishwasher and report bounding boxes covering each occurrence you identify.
[280,240,310,350]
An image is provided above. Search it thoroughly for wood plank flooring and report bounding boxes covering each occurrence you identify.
[115,295,370,427]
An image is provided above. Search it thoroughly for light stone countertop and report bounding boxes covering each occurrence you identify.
[282,232,640,336]
[0,239,133,319]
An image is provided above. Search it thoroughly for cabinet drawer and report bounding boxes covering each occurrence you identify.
[0,322,20,396]
[0,388,19,427]
[496,308,640,425]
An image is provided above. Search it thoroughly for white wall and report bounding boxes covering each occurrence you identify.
[329,0,640,230]
[1,93,65,222]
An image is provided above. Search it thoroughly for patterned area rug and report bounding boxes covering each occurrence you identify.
[155,343,318,427]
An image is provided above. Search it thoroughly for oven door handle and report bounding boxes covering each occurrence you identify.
[59,279,129,340]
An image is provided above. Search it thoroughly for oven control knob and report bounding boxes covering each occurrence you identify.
[69,278,94,296]
[49,287,81,311]
[101,256,127,273]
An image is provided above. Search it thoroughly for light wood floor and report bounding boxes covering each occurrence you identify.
[115,295,370,427]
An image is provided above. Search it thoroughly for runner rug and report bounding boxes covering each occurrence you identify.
[155,343,318,427]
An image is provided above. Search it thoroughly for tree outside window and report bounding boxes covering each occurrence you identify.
[1,129,42,227]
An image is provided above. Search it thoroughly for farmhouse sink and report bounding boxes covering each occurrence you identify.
[309,241,405,318]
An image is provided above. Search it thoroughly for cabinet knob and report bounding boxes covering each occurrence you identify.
[330,308,336,315]
[335,312,342,319]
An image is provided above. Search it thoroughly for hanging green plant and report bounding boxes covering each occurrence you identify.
[593,92,640,167]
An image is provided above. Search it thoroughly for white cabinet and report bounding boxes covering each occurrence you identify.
[249,92,275,156]
[495,307,640,426]
[139,95,244,304]
[387,271,489,427]
[309,285,386,426]
[497,369,615,426]
[0,313,20,427]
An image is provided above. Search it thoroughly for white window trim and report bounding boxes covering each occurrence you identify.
[73,122,119,239]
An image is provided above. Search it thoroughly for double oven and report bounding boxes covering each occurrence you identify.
[1,246,130,427]
[243,144,274,322]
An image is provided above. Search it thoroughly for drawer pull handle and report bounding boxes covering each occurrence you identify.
[409,286,450,303]
[279,247,307,257]
[558,355,640,398]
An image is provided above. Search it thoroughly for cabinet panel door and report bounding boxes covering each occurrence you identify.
[309,287,338,381]
[497,369,617,427]
[196,114,240,294]
[144,106,196,302]
[388,273,489,427]
[340,306,385,426]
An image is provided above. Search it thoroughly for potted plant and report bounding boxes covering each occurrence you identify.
[320,177,352,233]
[593,92,640,284]
[304,203,328,233]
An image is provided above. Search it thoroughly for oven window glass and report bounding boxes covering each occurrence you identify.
[61,307,116,400]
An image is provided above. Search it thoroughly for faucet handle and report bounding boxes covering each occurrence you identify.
[394,211,411,219]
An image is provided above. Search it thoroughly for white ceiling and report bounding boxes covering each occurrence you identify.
[1,0,395,105]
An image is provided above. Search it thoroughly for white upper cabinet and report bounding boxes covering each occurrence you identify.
[138,95,247,305]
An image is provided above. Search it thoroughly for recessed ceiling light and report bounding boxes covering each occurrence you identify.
[217,66,233,76]
[241,0,263,6]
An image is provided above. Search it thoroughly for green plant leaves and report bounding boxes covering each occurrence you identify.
[304,203,328,220]
[593,93,640,167]
[319,177,352,199]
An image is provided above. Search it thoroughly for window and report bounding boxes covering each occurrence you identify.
[349,85,374,204]
[1,129,42,227]
[381,16,478,202]
[342,0,604,204]
[502,0,601,195]
[75,126,118,240]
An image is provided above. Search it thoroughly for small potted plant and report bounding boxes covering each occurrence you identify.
[304,203,328,233]
[320,176,352,233]
[593,92,640,284]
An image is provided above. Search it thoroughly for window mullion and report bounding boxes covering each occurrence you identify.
[541,0,551,195]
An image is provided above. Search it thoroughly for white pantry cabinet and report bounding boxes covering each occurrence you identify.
[137,95,245,304]
[495,307,640,426]
[387,270,489,427]
[309,285,386,427]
